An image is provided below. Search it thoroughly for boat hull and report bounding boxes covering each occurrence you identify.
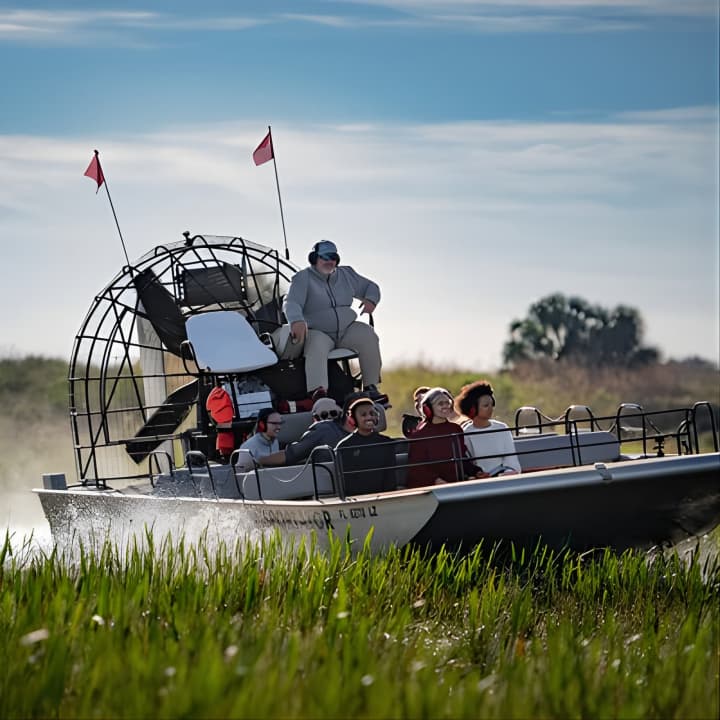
[411,453,720,552]
[35,453,720,555]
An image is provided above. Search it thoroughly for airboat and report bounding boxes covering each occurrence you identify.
[35,233,720,554]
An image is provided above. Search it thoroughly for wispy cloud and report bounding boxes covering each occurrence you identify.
[0,8,264,45]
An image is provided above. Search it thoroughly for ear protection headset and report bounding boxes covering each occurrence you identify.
[255,407,275,434]
[348,398,374,425]
[466,391,495,419]
[422,388,453,421]
[343,394,368,429]
[422,401,434,420]
[308,242,341,266]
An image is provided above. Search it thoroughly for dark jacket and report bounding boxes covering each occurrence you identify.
[284,419,349,465]
[335,431,397,496]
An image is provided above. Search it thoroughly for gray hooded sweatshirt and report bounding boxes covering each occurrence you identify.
[283,265,381,342]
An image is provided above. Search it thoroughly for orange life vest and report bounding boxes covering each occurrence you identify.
[206,386,235,455]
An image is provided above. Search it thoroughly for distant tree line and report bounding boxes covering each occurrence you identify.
[503,293,660,368]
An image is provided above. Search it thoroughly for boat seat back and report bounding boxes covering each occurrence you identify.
[277,411,314,446]
[238,461,338,501]
[152,460,337,501]
[513,431,620,472]
[179,263,246,307]
[185,311,278,374]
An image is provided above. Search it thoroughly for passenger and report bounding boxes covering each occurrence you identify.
[335,397,397,495]
[401,385,430,438]
[455,380,521,476]
[274,240,386,402]
[310,397,343,426]
[405,387,476,488]
[257,392,385,467]
[238,407,283,461]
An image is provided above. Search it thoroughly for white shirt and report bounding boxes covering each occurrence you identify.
[462,419,521,475]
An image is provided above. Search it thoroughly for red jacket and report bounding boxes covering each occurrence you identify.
[406,421,471,488]
[206,387,235,455]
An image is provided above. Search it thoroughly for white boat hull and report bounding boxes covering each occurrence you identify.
[35,453,720,555]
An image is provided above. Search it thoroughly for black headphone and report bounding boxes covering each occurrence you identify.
[308,242,341,266]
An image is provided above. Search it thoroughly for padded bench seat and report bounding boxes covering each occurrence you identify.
[513,430,620,472]
[238,460,338,501]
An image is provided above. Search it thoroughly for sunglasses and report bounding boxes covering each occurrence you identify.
[267,420,284,426]
[315,409,340,420]
[317,253,339,262]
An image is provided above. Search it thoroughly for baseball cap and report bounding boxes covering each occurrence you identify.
[315,240,339,259]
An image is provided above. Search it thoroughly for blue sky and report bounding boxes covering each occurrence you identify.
[1,0,718,370]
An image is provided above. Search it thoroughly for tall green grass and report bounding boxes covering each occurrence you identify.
[2,532,718,719]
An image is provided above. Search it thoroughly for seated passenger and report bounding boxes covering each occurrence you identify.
[239,407,283,461]
[257,392,383,467]
[401,385,430,438]
[406,387,475,488]
[258,397,350,467]
[310,397,343,426]
[335,397,397,495]
[455,380,521,476]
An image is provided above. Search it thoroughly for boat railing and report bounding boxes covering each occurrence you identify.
[512,402,718,459]
[514,406,555,435]
[147,450,175,488]
[563,405,599,434]
[682,401,719,454]
[185,450,216,497]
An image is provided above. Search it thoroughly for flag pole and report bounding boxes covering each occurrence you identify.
[268,127,290,261]
[87,149,131,268]
[98,151,130,268]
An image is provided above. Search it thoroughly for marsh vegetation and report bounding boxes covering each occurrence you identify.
[1,532,719,719]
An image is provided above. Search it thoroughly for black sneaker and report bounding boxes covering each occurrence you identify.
[363,384,389,405]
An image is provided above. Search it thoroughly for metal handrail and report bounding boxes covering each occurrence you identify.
[185,450,216,498]
[147,450,174,488]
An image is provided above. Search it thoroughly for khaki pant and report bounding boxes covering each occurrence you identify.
[272,322,382,392]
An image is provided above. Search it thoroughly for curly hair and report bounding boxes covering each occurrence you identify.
[455,380,495,417]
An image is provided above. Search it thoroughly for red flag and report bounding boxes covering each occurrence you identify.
[253,130,274,166]
[84,152,105,192]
